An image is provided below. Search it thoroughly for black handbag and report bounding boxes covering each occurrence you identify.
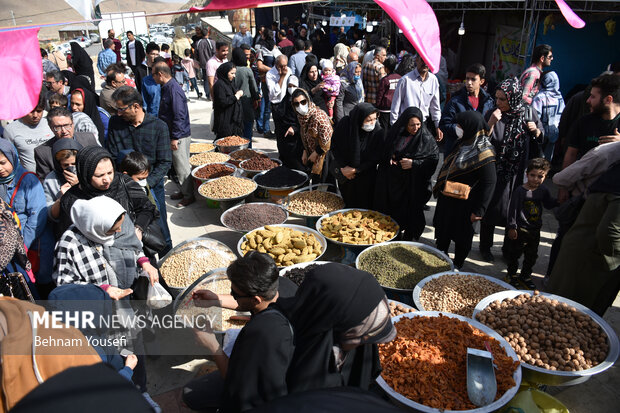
[0,272,35,302]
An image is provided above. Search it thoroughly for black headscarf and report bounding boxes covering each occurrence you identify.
[300,63,328,113]
[52,138,83,184]
[72,88,105,144]
[257,30,275,51]
[215,62,236,88]
[335,103,379,168]
[385,107,436,162]
[231,47,248,67]
[69,42,94,78]
[65,70,97,97]
[495,77,527,177]
[213,62,243,136]
[276,264,393,393]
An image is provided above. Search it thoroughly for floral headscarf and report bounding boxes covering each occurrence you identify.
[496,77,527,178]
[294,88,333,175]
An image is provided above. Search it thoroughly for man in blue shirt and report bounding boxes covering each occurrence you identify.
[97,39,117,77]
[153,61,194,207]
[232,24,253,48]
[141,43,161,116]
[287,39,307,78]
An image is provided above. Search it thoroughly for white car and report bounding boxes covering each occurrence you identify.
[72,36,91,48]
[55,42,71,54]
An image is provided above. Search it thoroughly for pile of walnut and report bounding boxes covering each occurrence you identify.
[476,291,609,371]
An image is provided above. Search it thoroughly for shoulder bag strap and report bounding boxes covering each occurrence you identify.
[10,172,36,207]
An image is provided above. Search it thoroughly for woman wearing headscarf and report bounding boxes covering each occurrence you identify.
[70,88,106,145]
[374,108,438,241]
[334,62,364,123]
[531,71,565,161]
[479,78,544,262]
[332,43,349,75]
[232,48,260,145]
[299,63,329,114]
[276,263,396,394]
[256,28,279,68]
[58,146,159,286]
[331,103,382,208]
[291,88,333,183]
[312,29,332,61]
[171,26,191,57]
[433,111,497,269]
[212,62,245,140]
[272,75,305,170]
[69,42,95,89]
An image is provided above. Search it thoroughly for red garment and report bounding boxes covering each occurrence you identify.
[376,73,402,110]
[468,95,479,110]
[278,38,293,48]
[112,38,122,62]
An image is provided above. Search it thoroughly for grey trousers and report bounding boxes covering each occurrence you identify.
[172,136,193,198]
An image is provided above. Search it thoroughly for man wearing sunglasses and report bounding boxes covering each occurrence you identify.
[183,252,297,412]
[34,106,99,179]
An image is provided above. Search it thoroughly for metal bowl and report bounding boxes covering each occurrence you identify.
[197,176,258,203]
[191,162,238,183]
[189,142,216,155]
[413,272,516,314]
[173,268,250,334]
[315,208,400,247]
[157,237,237,295]
[282,184,345,219]
[228,148,267,166]
[214,137,251,154]
[355,241,455,294]
[220,202,289,233]
[236,223,328,267]
[189,152,231,168]
[377,311,522,413]
[472,290,620,386]
[252,168,309,192]
[239,158,282,177]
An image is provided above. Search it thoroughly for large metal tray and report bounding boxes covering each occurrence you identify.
[239,158,282,177]
[236,224,327,267]
[220,202,289,233]
[214,137,250,154]
[356,241,454,293]
[413,271,516,314]
[252,168,309,192]
[282,184,345,219]
[377,311,522,413]
[191,162,238,182]
[315,208,400,247]
[198,176,258,203]
[473,290,620,386]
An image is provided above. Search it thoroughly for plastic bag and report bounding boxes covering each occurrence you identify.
[500,387,569,413]
[147,282,173,309]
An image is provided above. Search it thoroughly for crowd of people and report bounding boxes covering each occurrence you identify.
[0,18,619,412]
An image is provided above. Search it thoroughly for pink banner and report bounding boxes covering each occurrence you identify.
[0,28,42,120]
[374,0,441,73]
[554,0,585,29]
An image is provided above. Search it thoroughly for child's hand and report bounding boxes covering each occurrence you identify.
[508,228,518,240]
[125,354,138,370]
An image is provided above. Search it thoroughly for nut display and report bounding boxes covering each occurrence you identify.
[230,149,267,163]
[357,244,452,289]
[216,136,249,146]
[389,301,415,317]
[190,142,215,153]
[241,157,280,171]
[287,191,345,217]
[240,225,323,266]
[190,152,230,167]
[280,263,321,286]
[194,163,235,179]
[379,315,519,411]
[159,246,236,288]
[199,176,256,199]
[476,291,609,371]
[222,203,288,232]
[420,274,509,317]
[177,277,248,331]
[319,210,398,244]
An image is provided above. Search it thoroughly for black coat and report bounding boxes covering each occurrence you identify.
[125,39,146,67]
[272,94,304,171]
[212,63,244,139]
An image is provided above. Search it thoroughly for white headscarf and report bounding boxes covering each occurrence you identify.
[70,196,126,246]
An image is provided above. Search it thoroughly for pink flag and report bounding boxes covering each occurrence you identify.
[0,28,42,120]
[374,0,441,73]
[554,0,585,29]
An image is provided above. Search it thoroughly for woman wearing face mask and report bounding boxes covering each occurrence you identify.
[272,76,305,170]
[334,62,364,123]
[299,63,329,114]
[58,146,160,287]
[212,62,245,140]
[432,111,497,269]
[375,108,439,241]
[43,139,82,234]
[330,103,382,208]
[291,88,333,183]
[479,78,544,262]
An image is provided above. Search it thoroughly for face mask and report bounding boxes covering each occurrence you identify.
[137,179,148,188]
[296,103,309,115]
[65,165,77,175]
[361,122,375,132]
[455,125,464,139]
[288,87,296,95]
[353,75,360,82]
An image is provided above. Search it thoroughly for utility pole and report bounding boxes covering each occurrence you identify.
[10,10,16,26]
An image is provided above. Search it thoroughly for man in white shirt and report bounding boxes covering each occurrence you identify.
[206,42,229,98]
[232,24,253,48]
[390,55,443,141]
[266,55,291,104]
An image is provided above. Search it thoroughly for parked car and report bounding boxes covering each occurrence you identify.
[90,33,100,43]
[55,42,71,54]
[72,36,91,48]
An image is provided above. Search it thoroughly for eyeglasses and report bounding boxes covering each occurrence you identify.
[292,99,308,107]
[51,124,73,132]
[117,105,131,113]
[230,287,252,300]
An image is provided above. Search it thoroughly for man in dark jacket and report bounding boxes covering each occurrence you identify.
[153,62,194,207]
[126,31,146,93]
[440,63,494,154]
[196,28,216,99]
